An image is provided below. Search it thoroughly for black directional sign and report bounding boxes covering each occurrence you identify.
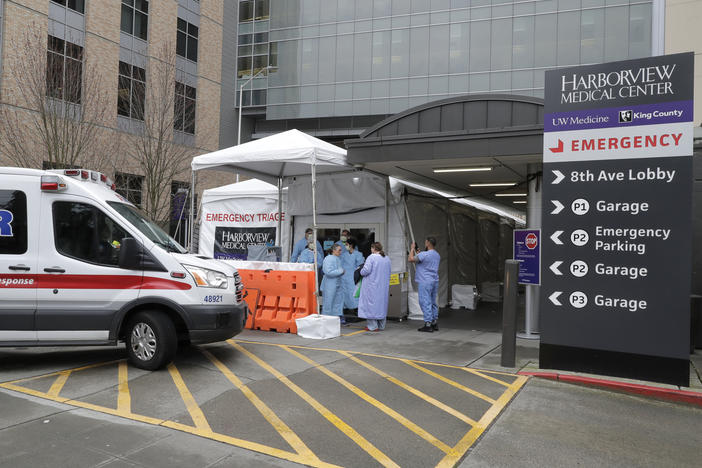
[539,53,694,386]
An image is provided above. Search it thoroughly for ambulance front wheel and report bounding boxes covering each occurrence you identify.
[125,310,177,371]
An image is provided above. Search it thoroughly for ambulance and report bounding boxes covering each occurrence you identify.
[0,167,248,370]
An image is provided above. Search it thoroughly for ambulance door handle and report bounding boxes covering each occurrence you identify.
[44,267,66,274]
[9,265,31,271]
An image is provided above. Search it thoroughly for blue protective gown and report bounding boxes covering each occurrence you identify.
[291,238,323,263]
[297,247,323,265]
[320,254,344,316]
[358,253,392,320]
[341,249,365,309]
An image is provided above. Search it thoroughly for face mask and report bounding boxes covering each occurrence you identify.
[347,245,352,252]
[340,235,348,242]
[306,234,313,241]
[308,242,315,250]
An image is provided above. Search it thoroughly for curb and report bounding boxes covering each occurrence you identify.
[518,371,702,407]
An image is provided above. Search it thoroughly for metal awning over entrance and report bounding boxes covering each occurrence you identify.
[345,94,545,215]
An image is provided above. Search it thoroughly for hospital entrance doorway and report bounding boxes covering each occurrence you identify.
[316,224,381,258]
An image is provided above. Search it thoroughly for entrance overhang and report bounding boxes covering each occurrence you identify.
[345,94,545,214]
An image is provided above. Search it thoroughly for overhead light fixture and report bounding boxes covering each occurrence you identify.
[495,193,528,197]
[469,182,517,187]
[513,201,527,204]
[433,167,492,173]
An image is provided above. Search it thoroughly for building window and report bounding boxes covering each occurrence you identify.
[118,61,146,121]
[51,0,85,14]
[169,181,193,246]
[47,36,83,104]
[177,18,198,62]
[174,82,196,134]
[114,172,143,207]
[121,0,149,41]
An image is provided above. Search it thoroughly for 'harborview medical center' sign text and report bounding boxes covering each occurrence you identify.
[540,53,694,386]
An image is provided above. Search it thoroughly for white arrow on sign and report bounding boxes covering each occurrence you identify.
[551,200,564,214]
[550,230,564,245]
[552,170,565,185]
[550,261,563,275]
[549,291,562,306]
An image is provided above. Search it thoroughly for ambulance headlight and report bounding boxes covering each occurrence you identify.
[184,265,228,289]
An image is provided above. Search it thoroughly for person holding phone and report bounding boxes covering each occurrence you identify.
[409,237,440,332]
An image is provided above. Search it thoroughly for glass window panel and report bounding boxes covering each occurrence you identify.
[135,11,148,40]
[302,0,320,25]
[580,8,604,64]
[353,33,372,81]
[512,16,534,69]
[392,0,410,15]
[238,34,252,45]
[389,78,409,96]
[254,32,268,43]
[558,0,579,10]
[237,56,252,78]
[177,31,187,56]
[372,79,390,98]
[352,100,371,116]
[534,69,545,88]
[471,6,491,20]
[132,66,145,82]
[409,26,429,76]
[120,4,133,34]
[256,0,270,19]
[491,18,512,71]
[319,24,336,35]
[512,70,533,90]
[372,30,391,79]
[390,29,409,78]
[604,6,629,61]
[429,24,449,75]
[268,40,298,86]
[188,23,198,38]
[318,84,334,100]
[428,76,447,94]
[337,22,354,34]
[448,74,469,94]
[334,101,353,116]
[449,22,469,74]
[240,23,254,35]
[302,25,319,38]
[557,11,580,65]
[514,2,535,15]
[68,0,85,13]
[373,0,391,17]
[410,14,429,26]
[254,20,270,32]
[187,36,198,62]
[336,35,354,82]
[534,14,557,68]
[535,0,557,13]
[469,21,490,71]
[411,0,429,13]
[117,76,131,116]
[134,0,147,14]
[355,0,373,19]
[335,83,352,99]
[431,0,450,10]
[253,54,268,71]
[320,0,337,22]
[450,0,469,7]
[131,80,145,120]
[301,38,318,84]
[470,72,489,92]
[629,3,651,59]
[119,61,131,77]
[252,89,267,106]
[178,18,187,32]
[353,81,371,99]
[431,11,450,24]
[337,0,354,21]
[253,43,268,54]
[409,77,427,95]
[490,71,510,91]
[318,37,336,83]
[582,0,604,7]
[389,97,409,113]
[451,9,469,21]
[355,20,373,32]
[239,1,254,22]
[370,98,388,115]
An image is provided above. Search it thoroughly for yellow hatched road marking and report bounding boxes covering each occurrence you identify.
[339,352,478,427]
[232,339,517,377]
[283,345,454,455]
[46,370,71,398]
[462,368,512,388]
[436,375,529,468]
[228,340,400,468]
[342,329,367,337]
[117,361,131,413]
[0,359,121,386]
[200,349,321,463]
[403,360,496,405]
[167,363,212,433]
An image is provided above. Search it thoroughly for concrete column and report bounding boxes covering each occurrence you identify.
[520,163,542,338]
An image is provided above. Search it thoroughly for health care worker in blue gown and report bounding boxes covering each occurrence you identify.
[340,237,364,310]
[321,243,345,320]
[409,237,440,332]
[358,242,391,331]
[291,227,323,263]
[296,239,323,266]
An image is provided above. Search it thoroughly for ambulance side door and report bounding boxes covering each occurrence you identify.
[0,177,39,343]
[36,195,142,343]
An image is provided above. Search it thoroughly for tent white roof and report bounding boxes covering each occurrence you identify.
[191,129,349,185]
[201,178,284,204]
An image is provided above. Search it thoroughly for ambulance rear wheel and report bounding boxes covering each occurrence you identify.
[125,310,177,371]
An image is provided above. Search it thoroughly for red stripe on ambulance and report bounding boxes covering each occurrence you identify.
[0,274,191,290]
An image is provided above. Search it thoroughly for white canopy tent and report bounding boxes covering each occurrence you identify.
[190,129,351,314]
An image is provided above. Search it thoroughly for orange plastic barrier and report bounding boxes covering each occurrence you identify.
[238,268,317,333]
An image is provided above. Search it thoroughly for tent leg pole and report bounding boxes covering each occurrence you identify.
[277,177,283,248]
[190,170,196,253]
[311,155,320,315]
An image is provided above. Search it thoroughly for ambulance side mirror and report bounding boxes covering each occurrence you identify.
[119,237,142,270]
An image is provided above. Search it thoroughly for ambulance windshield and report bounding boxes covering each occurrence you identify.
[108,202,187,254]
